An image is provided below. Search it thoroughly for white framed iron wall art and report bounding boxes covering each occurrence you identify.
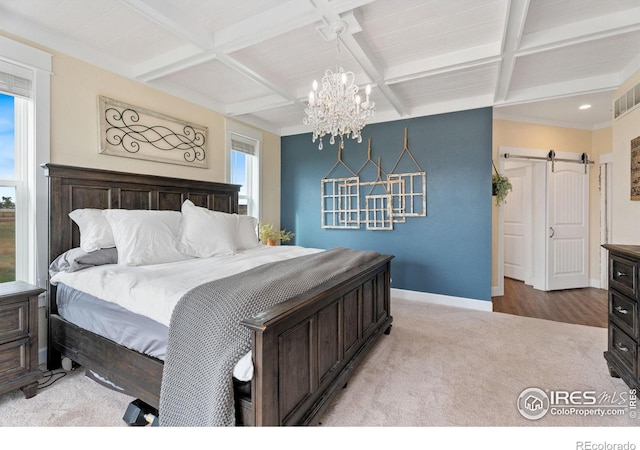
[98,96,208,168]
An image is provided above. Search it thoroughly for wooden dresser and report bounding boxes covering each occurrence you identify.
[603,244,640,391]
[0,281,45,399]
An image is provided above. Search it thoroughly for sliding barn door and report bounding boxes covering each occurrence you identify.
[545,161,589,290]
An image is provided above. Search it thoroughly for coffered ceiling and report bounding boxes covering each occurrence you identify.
[1,0,639,134]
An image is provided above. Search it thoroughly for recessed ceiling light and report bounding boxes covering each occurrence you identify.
[579,104,592,110]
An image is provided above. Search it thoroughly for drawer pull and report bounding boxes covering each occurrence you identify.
[615,342,629,352]
[614,306,629,314]
[616,271,627,277]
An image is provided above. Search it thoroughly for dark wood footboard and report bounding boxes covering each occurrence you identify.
[242,254,392,426]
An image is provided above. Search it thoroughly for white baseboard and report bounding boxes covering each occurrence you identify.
[589,278,604,289]
[391,288,493,312]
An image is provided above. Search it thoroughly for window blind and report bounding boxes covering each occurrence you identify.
[0,60,33,99]
[231,134,256,155]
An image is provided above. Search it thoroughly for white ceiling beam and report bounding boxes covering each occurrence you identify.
[120,0,214,50]
[385,43,501,85]
[216,54,300,106]
[498,73,620,105]
[328,0,377,14]
[343,31,408,116]
[494,0,530,103]
[226,96,296,117]
[145,79,226,115]
[134,44,215,82]
[213,0,319,54]
[409,94,495,119]
[229,114,282,136]
[519,7,640,55]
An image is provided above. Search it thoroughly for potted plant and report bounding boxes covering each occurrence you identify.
[259,223,294,246]
[492,172,512,206]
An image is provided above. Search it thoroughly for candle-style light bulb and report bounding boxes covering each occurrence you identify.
[312,80,318,91]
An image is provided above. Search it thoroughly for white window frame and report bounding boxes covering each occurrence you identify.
[0,36,51,288]
[226,120,261,219]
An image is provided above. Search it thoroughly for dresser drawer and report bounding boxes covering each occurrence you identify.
[610,255,638,299]
[609,290,638,339]
[0,300,29,344]
[0,337,30,384]
[608,323,638,377]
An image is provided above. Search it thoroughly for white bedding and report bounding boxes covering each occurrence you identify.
[51,244,322,328]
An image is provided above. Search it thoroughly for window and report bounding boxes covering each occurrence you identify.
[0,36,51,287]
[0,93,17,281]
[227,121,261,218]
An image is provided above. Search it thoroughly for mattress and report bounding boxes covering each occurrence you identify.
[56,280,259,382]
[51,245,323,382]
[56,282,169,359]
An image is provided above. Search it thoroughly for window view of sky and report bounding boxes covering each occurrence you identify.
[230,150,247,196]
[0,93,15,202]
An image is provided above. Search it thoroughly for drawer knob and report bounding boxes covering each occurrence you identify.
[614,306,629,314]
[615,342,629,352]
[616,271,627,277]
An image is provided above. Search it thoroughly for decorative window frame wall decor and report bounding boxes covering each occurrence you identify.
[98,96,208,168]
[321,128,426,230]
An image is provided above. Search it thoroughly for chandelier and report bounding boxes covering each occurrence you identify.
[303,23,375,150]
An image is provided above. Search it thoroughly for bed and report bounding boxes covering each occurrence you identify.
[43,163,393,426]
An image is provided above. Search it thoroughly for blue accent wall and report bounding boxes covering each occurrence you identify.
[281,108,492,301]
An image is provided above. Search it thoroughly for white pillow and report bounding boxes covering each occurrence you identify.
[236,215,259,250]
[179,200,237,258]
[68,209,116,252]
[102,209,189,266]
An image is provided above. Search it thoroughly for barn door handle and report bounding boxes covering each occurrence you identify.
[549,227,555,238]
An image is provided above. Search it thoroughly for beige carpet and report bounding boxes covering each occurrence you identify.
[0,297,637,428]
[320,298,636,427]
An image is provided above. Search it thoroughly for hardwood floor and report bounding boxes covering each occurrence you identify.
[492,277,608,328]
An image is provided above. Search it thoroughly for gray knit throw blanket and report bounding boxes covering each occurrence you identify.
[159,247,380,426]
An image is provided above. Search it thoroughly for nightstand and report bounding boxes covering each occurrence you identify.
[0,281,45,399]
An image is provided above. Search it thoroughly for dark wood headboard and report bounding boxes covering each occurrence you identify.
[42,163,240,312]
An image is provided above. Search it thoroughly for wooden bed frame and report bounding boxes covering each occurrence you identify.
[43,163,393,426]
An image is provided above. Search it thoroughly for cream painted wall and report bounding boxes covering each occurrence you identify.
[49,52,281,229]
[611,70,640,244]
[492,119,610,291]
